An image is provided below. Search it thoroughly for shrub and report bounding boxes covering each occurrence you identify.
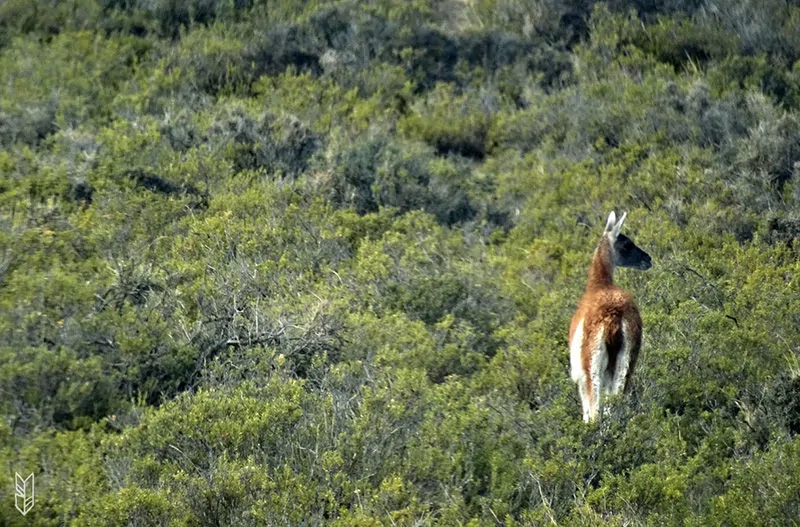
[0,347,114,433]
[201,104,322,178]
[0,0,102,48]
[166,26,249,95]
[103,0,246,39]
[0,31,141,145]
[326,131,481,225]
[245,23,322,79]
[399,83,495,160]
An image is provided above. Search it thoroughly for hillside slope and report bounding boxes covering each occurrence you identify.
[1,0,800,524]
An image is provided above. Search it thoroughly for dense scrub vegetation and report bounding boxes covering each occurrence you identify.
[2,0,800,524]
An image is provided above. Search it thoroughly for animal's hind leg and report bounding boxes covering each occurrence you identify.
[589,343,608,422]
[588,377,601,422]
[578,377,591,422]
[611,322,633,395]
[611,351,630,395]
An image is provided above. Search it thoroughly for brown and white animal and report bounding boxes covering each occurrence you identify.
[569,211,652,422]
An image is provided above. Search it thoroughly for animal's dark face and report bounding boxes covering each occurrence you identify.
[613,233,652,270]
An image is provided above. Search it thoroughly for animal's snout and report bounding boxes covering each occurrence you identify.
[639,256,652,270]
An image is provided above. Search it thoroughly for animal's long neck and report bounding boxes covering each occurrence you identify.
[587,237,615,290]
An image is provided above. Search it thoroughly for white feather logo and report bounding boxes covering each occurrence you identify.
[15,472,35,516]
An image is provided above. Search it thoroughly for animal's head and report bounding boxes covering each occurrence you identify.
[604,211,652,270]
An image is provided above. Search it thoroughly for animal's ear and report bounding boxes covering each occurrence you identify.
[604,211,617,233]
[612,211,627,237]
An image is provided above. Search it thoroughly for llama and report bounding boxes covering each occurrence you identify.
[569,211,651,422]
